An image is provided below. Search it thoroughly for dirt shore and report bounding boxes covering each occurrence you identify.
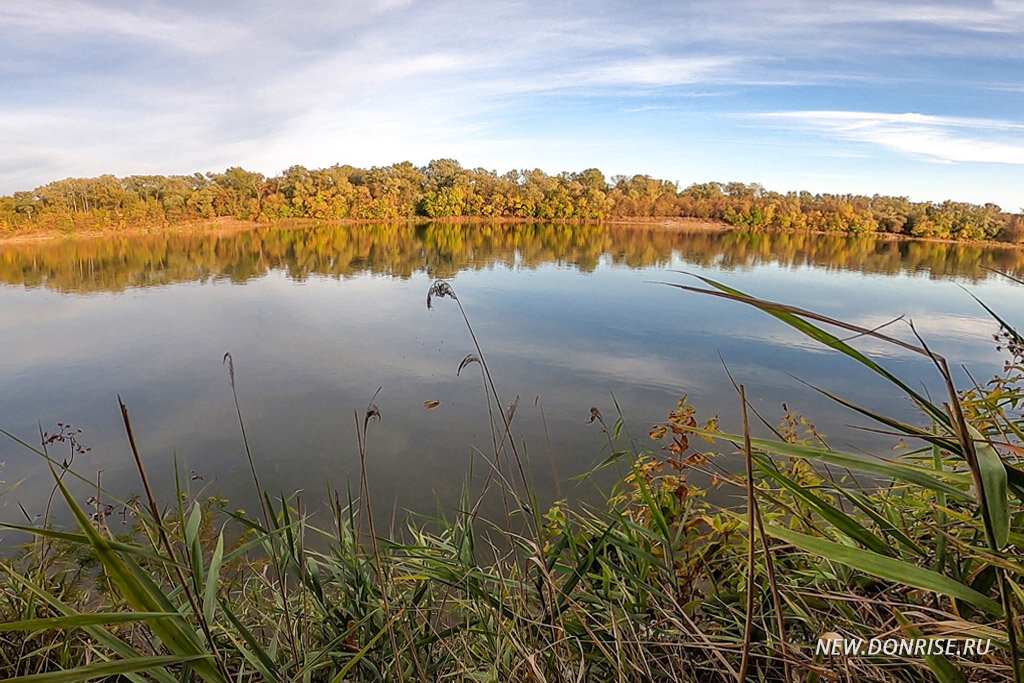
[1,215,1021,251]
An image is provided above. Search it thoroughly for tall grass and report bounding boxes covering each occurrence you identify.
[1,276,1022,681]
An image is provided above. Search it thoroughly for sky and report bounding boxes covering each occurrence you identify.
[1,0,1023,210]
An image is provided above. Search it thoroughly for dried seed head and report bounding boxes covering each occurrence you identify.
[364,404,381,432]
[223,352,236,385]
[427,280,457,310]
[506,395,520,422]
[457,353,480,377]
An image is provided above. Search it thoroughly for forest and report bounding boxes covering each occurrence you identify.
[1,159,1022,242]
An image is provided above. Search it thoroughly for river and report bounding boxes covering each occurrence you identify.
[1,221,1022,528]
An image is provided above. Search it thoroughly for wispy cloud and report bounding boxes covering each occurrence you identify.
[831,1,1024,35]
[758,111,1024,165]
[0,2,248,55]
[697,1,1024,51]
[576,56,744,87]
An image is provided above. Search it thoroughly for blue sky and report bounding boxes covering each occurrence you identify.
[2,0,1023,209]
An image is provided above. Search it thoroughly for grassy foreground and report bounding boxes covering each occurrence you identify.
[2,278,1024,681]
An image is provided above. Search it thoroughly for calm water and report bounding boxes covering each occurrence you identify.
[2,221,1023,528]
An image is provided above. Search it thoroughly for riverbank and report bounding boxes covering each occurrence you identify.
[0,215,731,245]
[3,214,1022,253]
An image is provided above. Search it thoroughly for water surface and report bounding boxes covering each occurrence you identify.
[2,222,1022,527]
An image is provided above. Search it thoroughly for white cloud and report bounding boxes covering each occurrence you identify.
[704,1,1024,47]
[847,1,1024,34]
[758,111,1024,165]
[840,312,1003,360]
[481,339,705,393]
[0,2,248,55]
[576,56,744,87]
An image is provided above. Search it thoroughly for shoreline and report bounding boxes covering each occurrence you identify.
[1,215,1022,252]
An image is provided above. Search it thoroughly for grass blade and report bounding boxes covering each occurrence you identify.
[219,599,282,683]
[203,533,225,625]
[665,275,950,425]
[0,612,178,632]
[755,454,892,555]
[0,522,174,564]
[3,655,212,683]
[760,521,1003,616]
[691,427,972,500]
[969,425,1010,550]
[893,610,966,683]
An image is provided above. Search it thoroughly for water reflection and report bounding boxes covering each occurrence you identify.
[0,222,1021,530]
[2,221,1024,293]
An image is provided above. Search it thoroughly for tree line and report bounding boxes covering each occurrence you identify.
[1,159,1021,242]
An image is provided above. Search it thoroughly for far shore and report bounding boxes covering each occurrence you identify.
[1,215,1022,251]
